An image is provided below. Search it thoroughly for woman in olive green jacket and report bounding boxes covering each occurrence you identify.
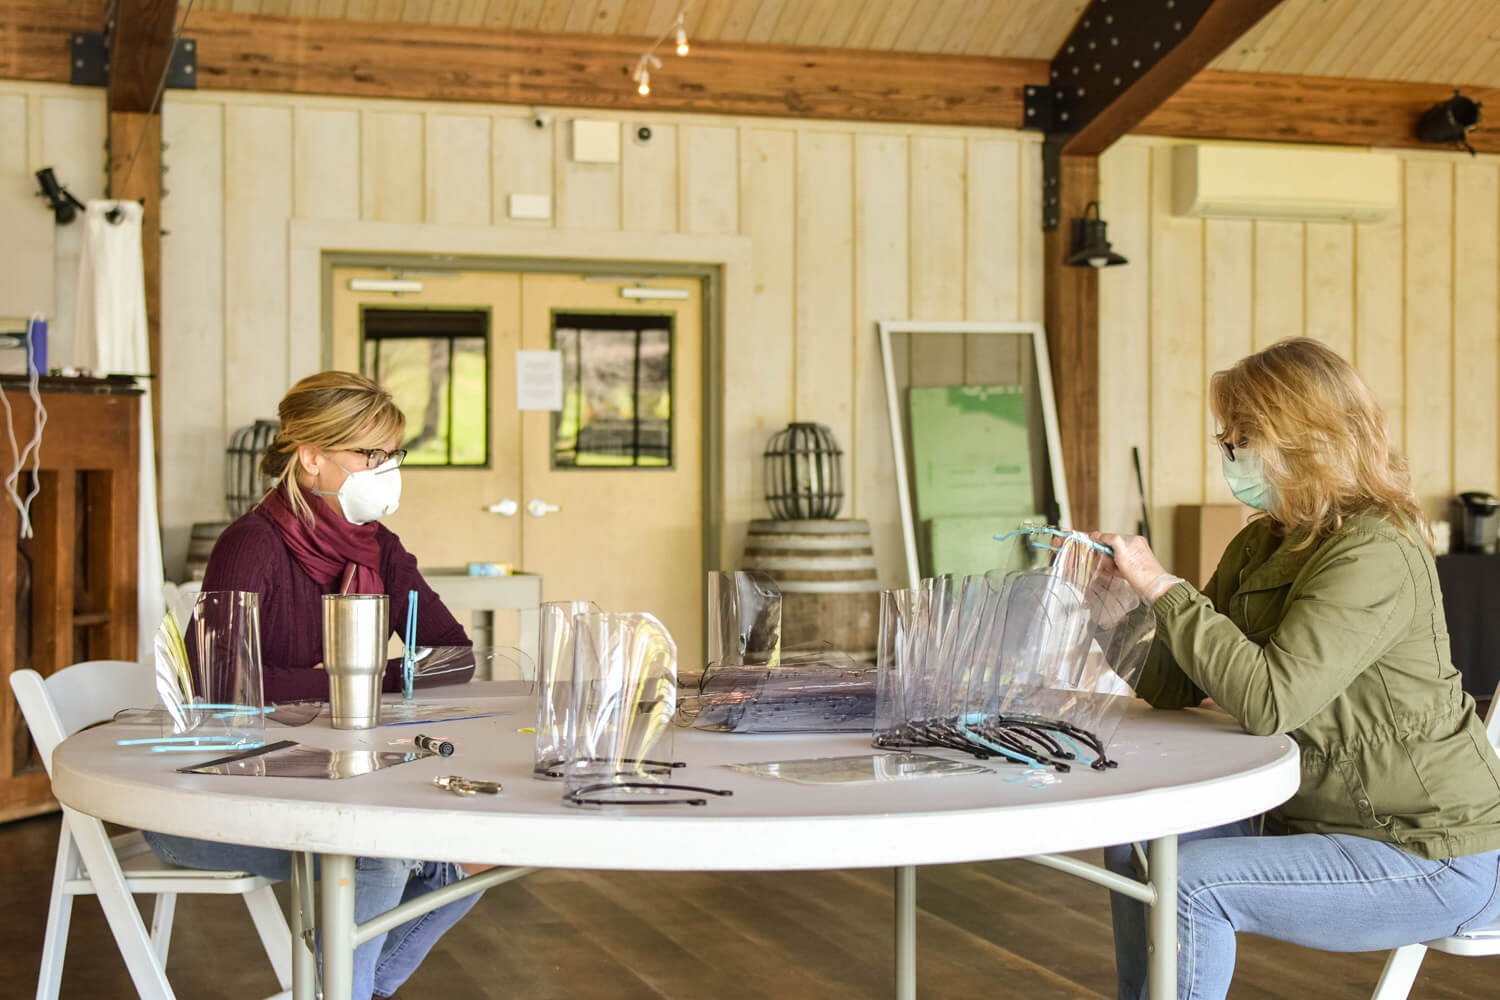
[1092,338,1500,1000]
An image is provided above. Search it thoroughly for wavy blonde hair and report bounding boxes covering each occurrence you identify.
[1210,338,1426,547]
[259,371,405,523]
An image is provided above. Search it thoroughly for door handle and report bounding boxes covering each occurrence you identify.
[526,498,561,518]
[484,498,519,517]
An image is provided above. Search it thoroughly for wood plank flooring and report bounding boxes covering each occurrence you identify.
[1,812,1493,998]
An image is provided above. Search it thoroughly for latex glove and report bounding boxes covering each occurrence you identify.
[1089,532,1172,600]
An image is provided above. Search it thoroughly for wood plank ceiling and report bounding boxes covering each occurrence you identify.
[197,0,1500,88]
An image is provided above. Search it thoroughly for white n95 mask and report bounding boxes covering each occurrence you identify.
[1221,447,1274,512]
[317,457,403,525]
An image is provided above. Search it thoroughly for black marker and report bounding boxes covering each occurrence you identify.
[413,733,455,757]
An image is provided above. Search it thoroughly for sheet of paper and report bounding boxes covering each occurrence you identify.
[515,349,564,411]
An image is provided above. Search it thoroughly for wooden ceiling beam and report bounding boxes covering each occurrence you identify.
[1050,0,1287,155]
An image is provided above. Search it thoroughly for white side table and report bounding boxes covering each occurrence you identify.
[421,572,543,677]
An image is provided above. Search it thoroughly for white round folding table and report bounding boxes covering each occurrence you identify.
[51,683,1299,1000]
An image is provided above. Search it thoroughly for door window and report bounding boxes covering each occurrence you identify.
[551,312,673,469]
[362,308,489,467]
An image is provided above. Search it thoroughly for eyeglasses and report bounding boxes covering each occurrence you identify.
[1215,438,1248,462]
[350,447,407,469]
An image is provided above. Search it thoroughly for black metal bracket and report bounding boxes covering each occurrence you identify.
[1027,0,1217,230]
[69,31,197,90]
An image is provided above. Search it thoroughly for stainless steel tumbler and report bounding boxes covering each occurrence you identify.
[322,594,389,730]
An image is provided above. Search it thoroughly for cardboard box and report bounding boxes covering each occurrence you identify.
[1173,504,1251,587]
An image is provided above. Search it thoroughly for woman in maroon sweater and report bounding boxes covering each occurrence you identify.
[145,371,482,1000]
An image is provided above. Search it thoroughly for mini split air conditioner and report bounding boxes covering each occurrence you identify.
[1171,144,1399,223]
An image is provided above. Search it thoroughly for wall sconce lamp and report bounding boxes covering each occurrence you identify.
[35,167,86,224]
[1417,89,1482,155]
[1065,202,1128,268]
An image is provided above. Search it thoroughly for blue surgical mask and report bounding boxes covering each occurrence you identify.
[1222,446,1274,511]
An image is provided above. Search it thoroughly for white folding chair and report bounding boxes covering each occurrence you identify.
[1371,686,1500,999]
[10,660,292,1000]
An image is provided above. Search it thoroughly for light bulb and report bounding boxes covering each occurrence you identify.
[675,26,689,55]
[637,68,651,95]
[1088,256,1108,268]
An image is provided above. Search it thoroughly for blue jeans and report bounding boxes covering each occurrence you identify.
[142,831,482,999]
[1105,820,1500,999]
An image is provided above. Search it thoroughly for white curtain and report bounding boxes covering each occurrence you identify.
[75,201,165,663]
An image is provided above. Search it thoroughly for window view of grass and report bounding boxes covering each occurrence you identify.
[552,313,672,469]
[362,309,488,467]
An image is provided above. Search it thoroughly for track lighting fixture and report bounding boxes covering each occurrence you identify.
[630,7,690,96]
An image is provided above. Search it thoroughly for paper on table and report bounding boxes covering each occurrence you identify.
[722,752,994,786]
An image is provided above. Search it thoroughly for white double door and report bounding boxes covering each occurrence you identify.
[331,267,704,666]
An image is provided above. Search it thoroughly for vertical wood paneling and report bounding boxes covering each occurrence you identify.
[1203,219,1252,503]
[224,104,294,429]
[1148,144,1204,572]
[556,119,620,230]
[621,121,678,232]
[293,107,360,221]
[1304,222,1354,358]
[0,95,53,328]
[1097,141,1152,537]
[909,136,965,323]
[966,138,1020,323]
[1355,207,1406,450]
[853,133,909,587]
[491,116,555,227]
[725,125,795,563]
[426,113,493,225]
[794,130,854,462]
[1404,160,1454,516]
[1018,139,1044,321]
[360,110,425,222]
[1452,160,1499,494]
[1252,220,1304,349]
[42,94,106,369]
[679,125,739,235]
[160,100,226,577]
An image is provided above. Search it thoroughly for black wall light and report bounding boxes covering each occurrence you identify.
[1066,202,1127,269]
[35,168,86,224]
[1417,90,1482,155]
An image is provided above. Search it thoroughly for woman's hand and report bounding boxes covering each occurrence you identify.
[1089,532,1172,600]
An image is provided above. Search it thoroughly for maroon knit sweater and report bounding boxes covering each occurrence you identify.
[201,506,473,703]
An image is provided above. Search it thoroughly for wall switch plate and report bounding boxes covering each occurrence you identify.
[508,193,552,220]
[571,119,620,164]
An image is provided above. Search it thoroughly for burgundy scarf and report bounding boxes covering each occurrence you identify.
[259,486,385,595]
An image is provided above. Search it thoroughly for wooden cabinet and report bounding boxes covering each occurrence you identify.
[1,378,140,822]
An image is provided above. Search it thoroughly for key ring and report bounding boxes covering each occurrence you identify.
[433,775,502,796]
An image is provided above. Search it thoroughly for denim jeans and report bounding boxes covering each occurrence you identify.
[142,831,482,999]
[1104,820,1500,999]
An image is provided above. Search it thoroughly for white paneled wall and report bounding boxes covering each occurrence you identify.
[0,83,1043,583]
[7,80,1495,586]
[1099,137,1500,573]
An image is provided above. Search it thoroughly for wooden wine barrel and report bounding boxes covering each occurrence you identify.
[742,519,881,664]
[183,521,231,581]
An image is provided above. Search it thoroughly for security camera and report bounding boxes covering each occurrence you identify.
[635,125,653,143]
[532,111,552,129]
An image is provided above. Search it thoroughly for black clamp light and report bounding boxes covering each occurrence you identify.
[1065,202,1128,269]
[1417,89,1482,156]
[35,168,86,224]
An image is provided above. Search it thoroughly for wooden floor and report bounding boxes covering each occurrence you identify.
[1,812,1493,999]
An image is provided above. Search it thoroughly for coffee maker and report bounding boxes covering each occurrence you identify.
[1454,492,1500,554]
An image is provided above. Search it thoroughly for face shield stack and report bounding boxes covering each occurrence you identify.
[874,530,1155,772]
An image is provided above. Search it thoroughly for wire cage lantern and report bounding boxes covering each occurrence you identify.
[763,422,844,520]
[225,419,279,517]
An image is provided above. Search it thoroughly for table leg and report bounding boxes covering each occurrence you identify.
[320,853,357,1000]
[290,852,317,1000]
[895,865,916,1000]
[1146,835,1179,999]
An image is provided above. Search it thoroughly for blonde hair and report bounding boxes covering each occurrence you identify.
[1210,338,1426,546]
[260,371,405,522]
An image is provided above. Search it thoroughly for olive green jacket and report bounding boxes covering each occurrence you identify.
[1141,512,1500,859]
